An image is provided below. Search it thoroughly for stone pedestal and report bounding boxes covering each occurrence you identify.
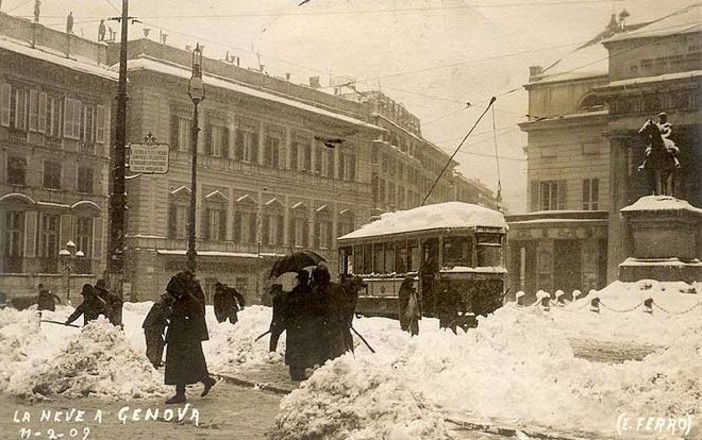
[619,196,702,282]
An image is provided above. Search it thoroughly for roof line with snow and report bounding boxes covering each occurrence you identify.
[124,55,384,132]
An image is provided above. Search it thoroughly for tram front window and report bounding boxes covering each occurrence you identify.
[442,236,471,266]
[476,234,504,268]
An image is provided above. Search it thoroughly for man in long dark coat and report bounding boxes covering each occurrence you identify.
[283,270,315,380]
[142,293,173,368]
[213,282,245,324]
[311,265,347,363]
[163,271,216,404]
[398,275,420,336]
[37,284,61,312]
[65,284,106,326]
[435,280,461,334]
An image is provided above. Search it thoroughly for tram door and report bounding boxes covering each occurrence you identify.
[420,238,440,316]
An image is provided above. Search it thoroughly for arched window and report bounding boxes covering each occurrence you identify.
[0,193,36,273]
[71,200,103,274]
[338,208,354,237]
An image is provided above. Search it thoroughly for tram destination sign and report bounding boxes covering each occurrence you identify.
[128,142,169,174]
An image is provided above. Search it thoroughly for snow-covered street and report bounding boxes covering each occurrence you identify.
[0,279,699,439]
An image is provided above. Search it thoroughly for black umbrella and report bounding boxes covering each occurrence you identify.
[268,250,326,279]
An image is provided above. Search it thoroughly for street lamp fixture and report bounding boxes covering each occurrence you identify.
[59,240,84,302]
[186,43,205,273]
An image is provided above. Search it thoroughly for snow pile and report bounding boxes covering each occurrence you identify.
[272,354,454,440]
[204,305,284,372]
[8,317,165,401]
[0,308,43,393]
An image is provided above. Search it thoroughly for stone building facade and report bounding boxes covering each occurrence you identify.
[0,13,116,299]
[507,7,702,297]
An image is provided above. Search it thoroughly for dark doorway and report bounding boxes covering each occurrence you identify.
[554,240,582,294]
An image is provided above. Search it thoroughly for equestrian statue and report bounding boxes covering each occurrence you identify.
[637,112,681,197]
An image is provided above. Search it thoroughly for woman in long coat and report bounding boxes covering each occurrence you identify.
[163,271,216,404]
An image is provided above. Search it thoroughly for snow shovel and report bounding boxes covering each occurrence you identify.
[351,326,376,354]
[41,319,80,328]
[254,329,271,342]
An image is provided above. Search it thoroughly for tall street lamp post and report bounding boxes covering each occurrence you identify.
[186,43,205,273]
[59,240,84,302]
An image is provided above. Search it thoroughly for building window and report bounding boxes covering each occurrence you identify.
[77,167,94,194]
[262,203,284,246]
[7,156,27,186]
[290,206,308,248]
[170,115,191,151]
[81,104,95,144]
[316,208,332,250]
[338,210,354,237]
[10,87,28,131]
[3,210,24,273]
[48,97,63,138]
[204,205,226,241]
[168,204,189,239]
[63,98,82,140]
[264,136,281,168]
[39,213,59,273]
[43,162,61,189]
[235,126,258,163]
[538,180,564,211]
[583,178,599,210]
[206,124,229,158]
[75,216,93,273]
[95,105,106,143]
[233,203,258,244]
[292,135,311,171]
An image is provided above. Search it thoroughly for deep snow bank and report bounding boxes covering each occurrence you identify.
[272,355,454,440]
[8,317,165,401]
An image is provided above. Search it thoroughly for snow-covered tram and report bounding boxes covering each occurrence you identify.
[337,202,508,323]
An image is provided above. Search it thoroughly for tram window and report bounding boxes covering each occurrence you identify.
[477,246,503,267]
[353,245,363,274]
[384,243,396,273]
[408,241,419,272]
[396,244,408,273]
[373,243,384,273]
[476,234,504,267]
[364,244,373,274]
[442,236,471,266]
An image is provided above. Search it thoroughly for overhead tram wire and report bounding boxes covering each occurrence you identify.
[491,105,504,211]
[421,96,497,206]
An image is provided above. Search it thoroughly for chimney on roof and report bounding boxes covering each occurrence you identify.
[285,72,291,81]
[309,76,321,88]
[529,65,543,80]
[185,45,192,52]
[143,28,151,39]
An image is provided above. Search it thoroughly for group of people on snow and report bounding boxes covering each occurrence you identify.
[267,264,367,381]
[63,279,123,327]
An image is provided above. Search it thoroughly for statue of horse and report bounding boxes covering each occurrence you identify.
[637,119,680,196]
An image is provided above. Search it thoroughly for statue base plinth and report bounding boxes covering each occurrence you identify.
[619,196,702,283]
[619,258,702,282]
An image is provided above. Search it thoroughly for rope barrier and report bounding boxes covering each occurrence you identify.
[652,301,702,315]
[596,301,643,313]
[510,297,702,316]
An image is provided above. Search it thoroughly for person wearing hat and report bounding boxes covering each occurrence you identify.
[213,282,245,324]
[94,279,123,327]
[283,269,315,380]
[37,284,61,312]
[65,284,107,326]
[163,271,216,404]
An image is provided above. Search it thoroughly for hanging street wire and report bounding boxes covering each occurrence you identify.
[421,97,497,206]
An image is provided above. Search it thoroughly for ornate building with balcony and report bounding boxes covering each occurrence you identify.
[0,13,116,297]
[506,6,701,298]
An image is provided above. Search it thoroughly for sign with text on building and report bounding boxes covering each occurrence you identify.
[128,142,170,174]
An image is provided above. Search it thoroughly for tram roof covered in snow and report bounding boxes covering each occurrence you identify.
[338,202,507,241]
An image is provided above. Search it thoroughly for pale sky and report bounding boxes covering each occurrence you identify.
[5,0,698,213]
